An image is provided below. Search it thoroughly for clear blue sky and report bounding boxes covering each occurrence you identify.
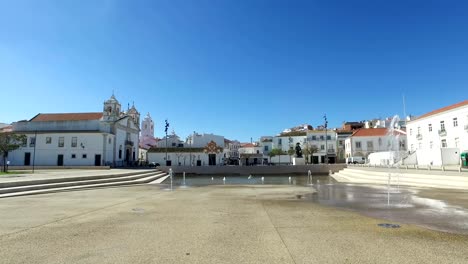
[1,0,467,142]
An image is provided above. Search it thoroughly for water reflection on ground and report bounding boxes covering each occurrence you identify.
[162,175,468,234]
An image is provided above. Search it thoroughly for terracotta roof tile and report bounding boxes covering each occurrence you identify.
[240,143,256,148]
[413,100,468,121]
[30,113,103,122]
[351,128,405,137]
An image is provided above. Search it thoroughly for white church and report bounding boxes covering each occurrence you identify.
[6,95,140,167]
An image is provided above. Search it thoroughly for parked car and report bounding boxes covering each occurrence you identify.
[346,156,365,164]
[149,162,160,167]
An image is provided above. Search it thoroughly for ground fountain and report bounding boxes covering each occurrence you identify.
[307,170,313,185]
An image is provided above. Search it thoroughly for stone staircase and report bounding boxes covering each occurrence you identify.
[332,168,468,189]
[0,170,168,198]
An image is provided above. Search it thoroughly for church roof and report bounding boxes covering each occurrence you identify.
[30,113,103,122]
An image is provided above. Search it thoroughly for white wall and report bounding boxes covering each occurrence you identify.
[8,132,106,166]
[148,152,224,166]
[407,104,468,152]
[189,133,224,148]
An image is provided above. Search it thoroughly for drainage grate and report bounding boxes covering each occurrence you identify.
[378,223,401,228]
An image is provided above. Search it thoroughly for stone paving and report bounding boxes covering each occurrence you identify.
[0,184,467,264]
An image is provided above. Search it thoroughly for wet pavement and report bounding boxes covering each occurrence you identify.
[164,175,468,235]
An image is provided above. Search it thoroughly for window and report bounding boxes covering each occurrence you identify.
[378,138,382,146]
[418,142,422,149]
[256,150,260,154]
[440,121,445,131]
[417,127,420,135]
[320,135,324,140]
[429,141,433,149]
[453,118,458,127]
[312,136,316,140]
[278,139,282,145]
[399,140,405,148]
[82,154,87,159]
[58,137,64,147]
[71,154,76,159]
[355,142,361,149]
[338,140,343,146]
[320,145,325,150]
[29,137,36,147]
[441,139,447,148]
[71,137,77,147]
[428,124,432,132]
[46,137,52,144]
[119,145,122,159]
[264,146,269,151]
[367,141,373,149]
[171,143,176,147]
[21,138,27,147]
[108,138,111,144]
[326,135,331,140]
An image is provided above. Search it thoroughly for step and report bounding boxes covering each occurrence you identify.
[0,171,165,195]
[0,169,159,188]
[0,172,167,198]
[341,169,468,182]
[333,171,468,189]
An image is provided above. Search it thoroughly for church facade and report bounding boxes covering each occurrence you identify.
[6,95,140,167]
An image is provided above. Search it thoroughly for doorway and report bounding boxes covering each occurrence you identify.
[208,154,216,166]
[24,152,31,166]
[57,154,64,166]
[95,154,101,166]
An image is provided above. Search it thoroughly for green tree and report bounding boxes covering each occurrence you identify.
[303,145,319,164]
[0,132,26,172]
[269,148,285,165]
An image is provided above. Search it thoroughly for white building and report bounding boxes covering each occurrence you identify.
[406,100,468,166]
[345,128,407,161]
[273,132,307,153]
[187,132,224,148]
[225,139,240,165]
[155,134,184,148]
[238,143,264,165]
[306,130,337,164]
[147,140,224,166]
[4,95,140,167]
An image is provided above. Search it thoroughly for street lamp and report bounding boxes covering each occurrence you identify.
[323,114,328,164]
[165,119,169,166]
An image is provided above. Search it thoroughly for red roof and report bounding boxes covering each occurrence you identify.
[414,100,468,121]
[240,143,256,148]
[30,113,103,122]
[351,128,405,137]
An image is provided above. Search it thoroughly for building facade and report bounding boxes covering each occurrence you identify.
[406,100,468,166]
[345,128,407,161]
[5,95,140,167]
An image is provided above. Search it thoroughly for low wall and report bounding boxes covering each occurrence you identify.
[158,164,346,175]
[7,166,111,170]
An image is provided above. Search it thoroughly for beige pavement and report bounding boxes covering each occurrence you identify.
[0,169,154,184]
[0,184,467,264]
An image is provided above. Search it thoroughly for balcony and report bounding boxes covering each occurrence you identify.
[416,134,423,140]
[438,130,447,137]
[327,149,335,154]
[125,140,134,146]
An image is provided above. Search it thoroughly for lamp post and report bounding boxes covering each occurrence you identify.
[324,114,328,164]
[165,119,169,166]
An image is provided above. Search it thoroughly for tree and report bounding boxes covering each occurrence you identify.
[269,148,285,165]
[0,132,26,172]
[303,145,319,164]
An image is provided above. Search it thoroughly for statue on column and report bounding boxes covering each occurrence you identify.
[295,142,303,158]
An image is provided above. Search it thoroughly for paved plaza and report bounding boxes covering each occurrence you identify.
[1,181,467,264]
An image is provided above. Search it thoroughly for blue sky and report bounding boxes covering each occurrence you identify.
[1,0,467,142]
